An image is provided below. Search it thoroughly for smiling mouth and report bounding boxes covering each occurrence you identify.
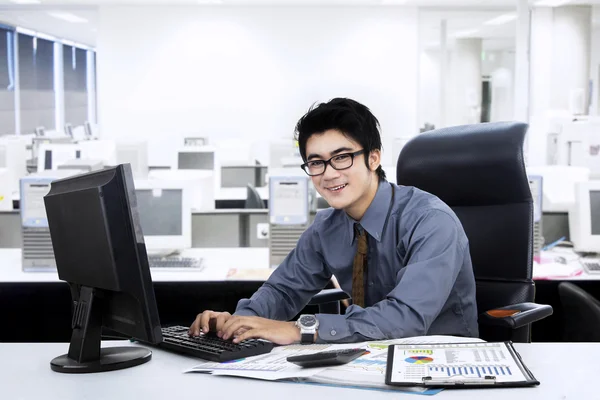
[327,184,347,192]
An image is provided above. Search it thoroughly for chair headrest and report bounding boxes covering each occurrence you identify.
[396,122,531,207]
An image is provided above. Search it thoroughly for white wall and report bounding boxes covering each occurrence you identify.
[418,50,441,130]
[590,26,600,116]
[96,6,419,166]
[482,50,515,122]
[552,5,591,113]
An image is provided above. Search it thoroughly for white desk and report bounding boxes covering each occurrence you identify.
[1,341,596,399]
[0,248,271,283]
[533,248,600,281]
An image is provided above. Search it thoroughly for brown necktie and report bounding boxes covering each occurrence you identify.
[352,225,368,308]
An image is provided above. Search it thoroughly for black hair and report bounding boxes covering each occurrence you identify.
[294,98,386,181]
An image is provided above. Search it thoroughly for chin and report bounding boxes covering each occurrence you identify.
[324,196,351,210]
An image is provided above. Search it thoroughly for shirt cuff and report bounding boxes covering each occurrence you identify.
[315,313,351,343]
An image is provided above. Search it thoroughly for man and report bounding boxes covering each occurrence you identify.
[189,98,478,344]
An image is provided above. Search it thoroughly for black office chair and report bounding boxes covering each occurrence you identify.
[245,184,266,209]
[558,282,600,342]
[310,121,553,342]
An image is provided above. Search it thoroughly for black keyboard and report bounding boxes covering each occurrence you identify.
[159,325,274,362]
[148,256,204,270]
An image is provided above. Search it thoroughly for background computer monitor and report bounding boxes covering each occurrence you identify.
[176,146,220,193]
[64,123,74,138]
[177,148,215,170]
[37,143,81,172]
[43,164,162,373]
[133,179,192,252]
[116,141,149,179]
[570,181,600,253]
[84,121,93,138]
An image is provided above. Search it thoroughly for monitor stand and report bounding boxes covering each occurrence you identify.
[50,286,152,373]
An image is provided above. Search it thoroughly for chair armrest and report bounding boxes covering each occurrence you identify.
[479,302,553,329]
[308,288,350,305]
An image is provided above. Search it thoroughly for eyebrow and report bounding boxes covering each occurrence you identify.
[306,146,355,161]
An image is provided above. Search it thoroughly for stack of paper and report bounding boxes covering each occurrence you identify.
[185,335,484,394]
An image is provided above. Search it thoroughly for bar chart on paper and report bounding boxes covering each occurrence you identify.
[389,342,529,384]
[428,365,513,378]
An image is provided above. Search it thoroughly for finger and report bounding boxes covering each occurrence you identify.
[222,317,256,340]
[192,311,216,335]
[233,328,263,343]
[233,327,248,337]
[214,312,232,336]
[189,312,207,336]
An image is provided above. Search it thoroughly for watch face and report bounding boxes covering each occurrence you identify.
[300,315,317,327]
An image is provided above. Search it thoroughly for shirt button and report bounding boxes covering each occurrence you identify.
[369,282,374,287]
[330,330,337,336]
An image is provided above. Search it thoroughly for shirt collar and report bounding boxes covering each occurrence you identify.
[346,180,392,244]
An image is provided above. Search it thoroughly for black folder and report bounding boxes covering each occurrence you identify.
[385,341,539,389]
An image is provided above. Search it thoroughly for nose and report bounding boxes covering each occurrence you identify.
[322,163,341,181]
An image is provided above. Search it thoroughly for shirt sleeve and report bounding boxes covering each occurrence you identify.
[234,222,332,321]
[315,210,468,343]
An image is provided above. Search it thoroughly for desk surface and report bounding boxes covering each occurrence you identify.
[0,248,271,283]
[1,341,596,399]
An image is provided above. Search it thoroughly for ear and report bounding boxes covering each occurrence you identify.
[368,149,381,172]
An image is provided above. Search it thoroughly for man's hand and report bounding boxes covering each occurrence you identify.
[189,310,234,336]
[221,316,301,345]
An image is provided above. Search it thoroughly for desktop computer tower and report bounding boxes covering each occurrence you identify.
[20,171,77,271]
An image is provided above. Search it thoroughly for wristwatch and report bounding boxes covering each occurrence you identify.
[295,314,319,344]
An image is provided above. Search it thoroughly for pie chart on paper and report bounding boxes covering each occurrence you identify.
[405,356,434,364]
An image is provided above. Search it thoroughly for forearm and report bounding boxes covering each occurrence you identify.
[314,300,426,343]
[234,282,300,320]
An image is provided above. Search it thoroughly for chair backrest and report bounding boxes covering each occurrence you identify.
[558,282,600,342]
[396,122,534,342]
[245,184,266,209]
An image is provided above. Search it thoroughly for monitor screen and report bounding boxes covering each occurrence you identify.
[590,191,600,235]
[178,152,214,170]
[21,181,52,227]
[135,189,182,236]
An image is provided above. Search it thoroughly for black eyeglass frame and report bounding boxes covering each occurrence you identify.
[300,149,366,176]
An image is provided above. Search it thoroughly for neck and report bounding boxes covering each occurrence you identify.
[345,177,380,221]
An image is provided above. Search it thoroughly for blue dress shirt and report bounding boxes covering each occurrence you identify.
[234,180,479,343]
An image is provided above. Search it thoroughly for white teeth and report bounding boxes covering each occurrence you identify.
[328,184,346,191]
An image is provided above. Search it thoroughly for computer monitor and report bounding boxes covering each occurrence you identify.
[177,147,215,170]
[0,136,27,195]
[78,139,116,166]
[116,141,149,179]
[148,169,215,211]
[133,179,192,252]
[43,164,162,373]
[570,180,600,253]
[83,121,93,138]
[64,123,74,138]
[176,146,220,193]
[37,143,81,172]
[34,126,45,137]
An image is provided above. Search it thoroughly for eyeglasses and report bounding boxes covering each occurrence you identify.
[300,150,365,176]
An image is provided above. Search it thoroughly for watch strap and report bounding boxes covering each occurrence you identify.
[301,332,314,344]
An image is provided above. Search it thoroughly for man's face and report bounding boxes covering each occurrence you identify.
[305,129,379,213]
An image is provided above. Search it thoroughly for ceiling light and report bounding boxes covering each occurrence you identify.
[454,29,479,38]
[484,14,517,26]
[47,12,88,24]
[10,0,42,4]
[534,0,571,6]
